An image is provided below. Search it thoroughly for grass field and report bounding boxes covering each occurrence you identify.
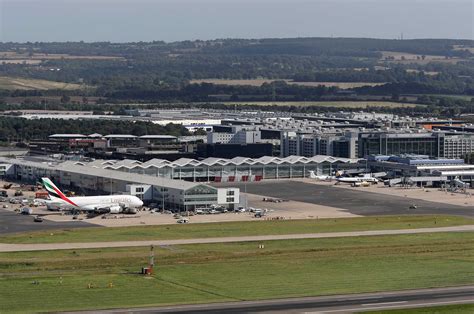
[425,94,473,101]
[453,45,474,54]
[380,51,465,64]
[0,59,43,65]
[0,76,86,91]
[190,79,385,89]
[1,216,471,244]
[216,101,422,108]
[364,303,474,314]
[0,232,472,312]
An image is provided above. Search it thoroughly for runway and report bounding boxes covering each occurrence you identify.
[65,285,474,313]
[1,225,472,252]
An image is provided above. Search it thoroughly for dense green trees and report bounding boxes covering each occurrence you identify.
[0,38,472,102]
[0,117,190,141]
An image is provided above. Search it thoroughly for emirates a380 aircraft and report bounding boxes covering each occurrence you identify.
[42,177,143,214]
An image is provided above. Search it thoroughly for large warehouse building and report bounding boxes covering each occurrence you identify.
[0,157,239,211]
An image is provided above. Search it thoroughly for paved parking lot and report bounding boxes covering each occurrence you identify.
[217,181,474,218]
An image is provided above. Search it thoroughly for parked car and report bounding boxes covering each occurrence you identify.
[177,218,189,224]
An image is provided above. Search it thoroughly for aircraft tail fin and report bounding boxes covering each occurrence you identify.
[41,178,78,207]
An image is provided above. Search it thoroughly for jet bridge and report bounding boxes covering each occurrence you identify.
[387,176,448,186]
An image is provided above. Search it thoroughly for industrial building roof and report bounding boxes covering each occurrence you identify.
[434,170,474,176]
[49,134,88,138]
[139,135,177,139]
[104,134,138,139]
[0,157,203,191]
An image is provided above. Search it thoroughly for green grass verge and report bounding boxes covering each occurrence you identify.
[1,215,472,244]
[0,232,473,313]
[363,303,474,313]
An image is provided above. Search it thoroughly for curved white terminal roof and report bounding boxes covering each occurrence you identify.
[73,155,358,171]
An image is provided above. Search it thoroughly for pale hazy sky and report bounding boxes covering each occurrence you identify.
[0,0,472,42]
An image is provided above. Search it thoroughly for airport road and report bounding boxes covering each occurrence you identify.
[64,285,474,313]
[0,225,472,252]
[218,181,474,217]
[0,208,96,235]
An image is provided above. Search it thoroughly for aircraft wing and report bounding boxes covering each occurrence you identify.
[81,204,123,214]
[81,204,106,212]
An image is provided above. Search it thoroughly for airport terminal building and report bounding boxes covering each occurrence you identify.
[71,155,358,182]
[0,157,239,211]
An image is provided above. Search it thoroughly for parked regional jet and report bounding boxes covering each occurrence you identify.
[335,174,379,185]
[308,170,338,181]
[42,178,143,214]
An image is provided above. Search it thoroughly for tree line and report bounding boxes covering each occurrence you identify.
[0,117,190,141]
[0,38,472,102]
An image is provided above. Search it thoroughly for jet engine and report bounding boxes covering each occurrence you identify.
[125,207,137,214]
[108,205,122,214]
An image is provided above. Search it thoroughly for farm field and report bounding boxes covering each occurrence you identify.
[0,51,124,61]
[405,69,439,76]
[0,59,43,65]
[2,95,101,105]
[0,215,471,244]
[0,232,472,313]
[0,76,87,91]
[190,79,385,89]
[425,94,474,101]
[453,45,474,54]
[215,100,423,108]
[380,51,466,64]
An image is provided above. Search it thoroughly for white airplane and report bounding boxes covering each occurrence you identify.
[336,175,379,185]
[308,170,338,181]
[42,178,143,214]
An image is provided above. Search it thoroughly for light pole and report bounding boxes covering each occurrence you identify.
[244,182,248,209]
[161,188,166,213]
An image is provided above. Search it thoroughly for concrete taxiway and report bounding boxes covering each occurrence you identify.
[0,208,95,235]
[0,225,472,252]
[219,181,474,217]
